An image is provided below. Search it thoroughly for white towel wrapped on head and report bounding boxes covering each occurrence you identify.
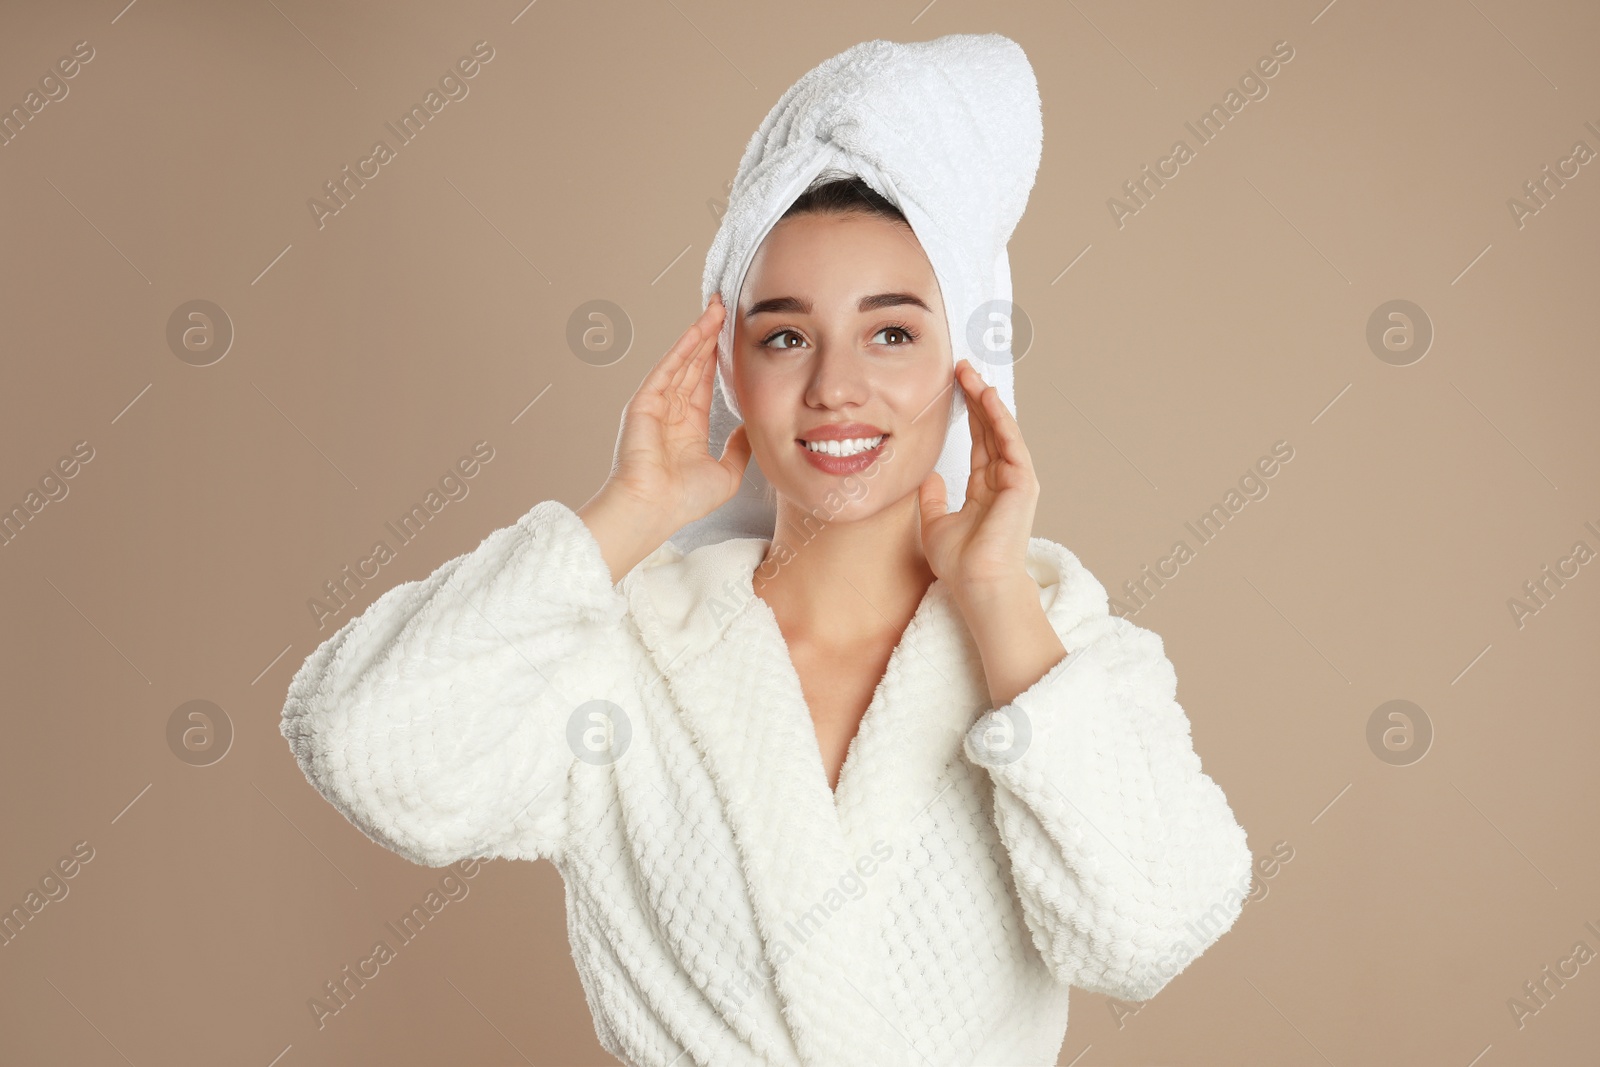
[670,32,1044,552]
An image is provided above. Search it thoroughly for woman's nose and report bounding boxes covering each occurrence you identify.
[804,344,871,408]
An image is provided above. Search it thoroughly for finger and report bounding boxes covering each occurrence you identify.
[978,385,1002,472]
[918,470,948,525]
[962,361,1001,460]
[964,386,992,494]
[968,364,1009,474]
[668,300,720,371]
[958,363,992,473]
[666,312,725,405]
[644,302,720,396]
[979,377,1031,474]
[681,334,720,435]
[719,422,753,475]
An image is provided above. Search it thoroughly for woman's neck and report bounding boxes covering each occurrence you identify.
[753,496,936,648]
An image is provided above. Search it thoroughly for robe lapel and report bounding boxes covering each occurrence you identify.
[831,533,1107,846]
[830,575,987,853]
[620,531,1108,1064]
[625,537,943,1066]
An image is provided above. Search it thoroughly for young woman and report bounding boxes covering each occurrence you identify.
[582,176,1076,797]
[281,34,1252,1067]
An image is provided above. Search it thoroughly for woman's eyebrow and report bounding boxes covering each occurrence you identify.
[860,292,930,313]
[745,292,931,317]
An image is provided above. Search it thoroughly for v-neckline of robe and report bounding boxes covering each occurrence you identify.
[743,557,943,817]
[619,529,1019,1062]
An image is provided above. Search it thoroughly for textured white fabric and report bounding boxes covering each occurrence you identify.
[280,499,1253,1066]
[672,32,1044,554]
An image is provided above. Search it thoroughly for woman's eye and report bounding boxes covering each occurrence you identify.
[761,326,917,349]
[762,329,805,350]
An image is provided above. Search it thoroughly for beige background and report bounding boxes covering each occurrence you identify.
[2,0,1597,1064]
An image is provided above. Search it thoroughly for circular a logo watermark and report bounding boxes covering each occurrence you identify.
[167,300,234,367]
[567,699,632,765]
[566,300,634,368]
[1365,699,1432,766]
[166,699,234,766]
[964,299,1034,368]
[968,703,1032,766]
[1366,299,1433,367]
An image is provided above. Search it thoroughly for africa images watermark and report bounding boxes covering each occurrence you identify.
[305,858,484,1031]
[1506,117,1600,231]
[1110,439,1295,618]
[1504,915,1600,1032]
[0,439,96,551]
[306,440,498,631]
[0,39,96,149]
[711,838,895,1021]
[1505,519,1599,631]
[1107,38,1297,229]
[0,840,97,949]
[307,40,496,230]
[1109,838,1296,1028]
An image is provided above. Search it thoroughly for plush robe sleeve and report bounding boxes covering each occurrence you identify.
[962,610,1252,1002]
[279,499,634,868]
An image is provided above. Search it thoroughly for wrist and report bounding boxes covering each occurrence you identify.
[578,486,673,583]
[955,571,1042,644]
[953,575,1068,708]
[954,569,1036,609]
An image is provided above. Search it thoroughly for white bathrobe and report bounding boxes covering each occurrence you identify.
[279,499,1252,1066]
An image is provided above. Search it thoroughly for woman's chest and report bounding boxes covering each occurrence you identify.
[788,638,898,793]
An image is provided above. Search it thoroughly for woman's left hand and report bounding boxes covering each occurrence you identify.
[918,358,1040,594]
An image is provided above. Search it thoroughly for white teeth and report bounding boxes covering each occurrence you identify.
[804,434,884,457]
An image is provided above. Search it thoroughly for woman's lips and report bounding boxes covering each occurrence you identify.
[795,435,889,475]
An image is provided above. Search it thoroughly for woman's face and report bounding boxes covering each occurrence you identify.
[731,210,953,524]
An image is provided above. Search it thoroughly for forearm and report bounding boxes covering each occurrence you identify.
[961,610,1252,998]
[955,574,1068,708]
[280,499,626,867]
[576,486,674,585]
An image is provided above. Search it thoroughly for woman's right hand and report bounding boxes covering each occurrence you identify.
[599,293,752,535]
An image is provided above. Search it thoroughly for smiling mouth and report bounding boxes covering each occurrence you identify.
[796,433,888,457]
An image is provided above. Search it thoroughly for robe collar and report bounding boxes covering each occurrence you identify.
[620,532,1105,1066]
